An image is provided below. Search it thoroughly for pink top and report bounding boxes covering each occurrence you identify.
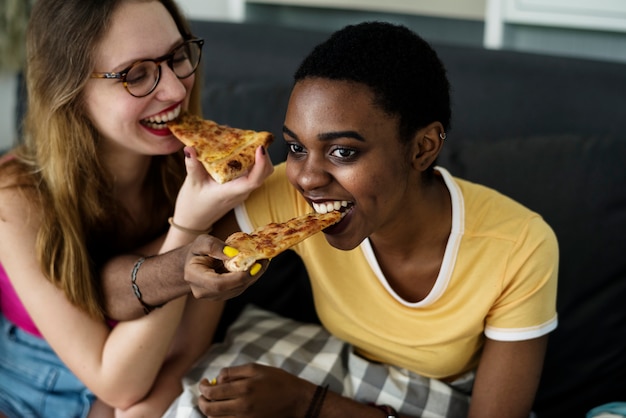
[1,262,118,337]
[0,262,43,337]
[0,155,42,337]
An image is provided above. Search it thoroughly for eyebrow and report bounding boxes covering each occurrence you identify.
[110,38,185,72]
[282,125,365,142]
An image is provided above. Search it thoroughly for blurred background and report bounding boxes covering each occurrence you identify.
[2,0,625,150]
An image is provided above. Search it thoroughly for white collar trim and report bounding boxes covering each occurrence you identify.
[360,166,465,307]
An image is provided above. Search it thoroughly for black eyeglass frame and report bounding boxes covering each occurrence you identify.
[90,38,204,97]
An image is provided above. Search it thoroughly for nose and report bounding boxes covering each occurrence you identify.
[154,64,189,102]
[294,156,332,193]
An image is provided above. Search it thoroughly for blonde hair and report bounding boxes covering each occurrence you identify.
[8,0,201,320]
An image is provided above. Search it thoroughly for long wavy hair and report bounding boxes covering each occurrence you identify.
[3,0,202,320]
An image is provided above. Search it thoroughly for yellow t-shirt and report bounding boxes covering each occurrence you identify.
[235,163,558,380]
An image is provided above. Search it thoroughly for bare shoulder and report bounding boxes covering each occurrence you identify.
[0,165,42,230]
[0,165,45,285]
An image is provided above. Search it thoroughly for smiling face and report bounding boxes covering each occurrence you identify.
[284,78,421,250]
[83,1,194,158]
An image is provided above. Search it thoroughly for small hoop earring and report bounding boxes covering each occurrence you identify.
[439,132,447,140]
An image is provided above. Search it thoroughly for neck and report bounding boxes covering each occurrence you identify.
[102,148,153,196]
[372,170,452,261]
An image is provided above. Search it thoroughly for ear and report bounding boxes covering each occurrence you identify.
[410,122,446,172]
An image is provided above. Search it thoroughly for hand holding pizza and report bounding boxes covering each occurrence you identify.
[171,145,273,237]
[183,234,269,300]
[166,113,275,235]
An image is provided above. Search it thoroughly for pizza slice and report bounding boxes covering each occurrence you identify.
[167,112,274,183]
[223,210,343,272]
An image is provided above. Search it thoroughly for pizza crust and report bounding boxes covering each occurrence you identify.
[167,112,273,183]
[224,211,343,272]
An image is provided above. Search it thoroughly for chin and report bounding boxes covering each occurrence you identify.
[156,138,184,155]
[323,234,363,252]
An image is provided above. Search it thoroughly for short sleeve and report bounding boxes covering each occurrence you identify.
[485,216,559,341]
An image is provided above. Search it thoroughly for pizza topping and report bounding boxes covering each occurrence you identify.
[167,112,273,183]
[227,160,243,170]
[223,210,344,272]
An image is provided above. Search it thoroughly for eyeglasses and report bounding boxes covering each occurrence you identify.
[90,38,204,97]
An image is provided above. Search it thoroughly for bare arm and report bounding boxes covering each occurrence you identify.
[0,185,188,408]
[115,297,225,417]
[198,364,425,418]
[101,212,268,321]
[468,336,548,418]
[100,245,191,321]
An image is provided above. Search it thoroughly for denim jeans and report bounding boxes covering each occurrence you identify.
[0,313,95,418]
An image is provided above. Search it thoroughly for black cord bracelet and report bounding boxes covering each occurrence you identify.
[305,384,329,418]
[131,256,164,315]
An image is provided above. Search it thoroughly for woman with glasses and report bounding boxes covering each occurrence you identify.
[0,0,272,417]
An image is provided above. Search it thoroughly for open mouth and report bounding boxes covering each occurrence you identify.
[312,200,352,215]
[140,105,182,130]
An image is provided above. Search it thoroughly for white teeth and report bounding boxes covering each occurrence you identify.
[312,200,349,214]
[144,105,181,125]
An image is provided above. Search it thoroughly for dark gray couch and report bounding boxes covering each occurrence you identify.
[195,20,626,418]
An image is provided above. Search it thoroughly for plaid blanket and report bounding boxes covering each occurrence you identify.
[163,305,473,418]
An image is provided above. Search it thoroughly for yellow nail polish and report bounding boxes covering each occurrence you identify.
[250,263,262,276]
[209,378,217,385]
[223,246,239,257]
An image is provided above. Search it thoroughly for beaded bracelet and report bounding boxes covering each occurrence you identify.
[131,256,164,315]
[168,217,213,235]
[369,403,399,418]
[305,384,329,418]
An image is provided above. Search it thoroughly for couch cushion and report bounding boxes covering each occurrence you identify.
[436,45,626,142]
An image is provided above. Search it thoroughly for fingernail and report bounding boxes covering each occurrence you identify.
[184,150,191,158]
[250,263,262,276]
[209,378,217,385]
[223,246,239,257]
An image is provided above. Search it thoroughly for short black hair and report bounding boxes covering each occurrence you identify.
[294,21,451,141]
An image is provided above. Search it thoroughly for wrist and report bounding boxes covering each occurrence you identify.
[168,216,213,235]
[305,384,329,418]
[131,255,165,315]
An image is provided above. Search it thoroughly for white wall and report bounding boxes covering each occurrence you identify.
[0,73,17,150]
[247,0,487,21]
[177,0,245,21]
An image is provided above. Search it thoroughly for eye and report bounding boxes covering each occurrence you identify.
[125,62,152,85]
[172,45,190,65]
[330,146,357,160]
[287,143,305,154]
